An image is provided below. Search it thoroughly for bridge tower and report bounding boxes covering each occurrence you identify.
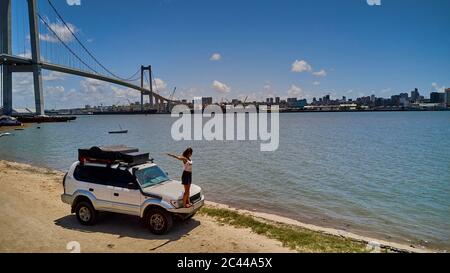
[1,0,13,115]
[1,0,44,116]
[140,65,154,111]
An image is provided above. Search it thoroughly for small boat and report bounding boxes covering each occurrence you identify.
[0,116,22,127]
[109,130,128,134]
[0,133,13,138]
[109,124,128,134]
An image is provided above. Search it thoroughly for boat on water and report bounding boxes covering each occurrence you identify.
[109,130,128,134]
[0,116,22,127]
[16,115,77,123]
[0,133,13,138]
[108,124,128,134]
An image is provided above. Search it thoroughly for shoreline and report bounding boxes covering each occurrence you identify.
[203,201,434,253]
[0,159,438,253]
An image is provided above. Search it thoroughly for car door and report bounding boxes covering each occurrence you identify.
[72,165,115,211]
[108,169,142,216]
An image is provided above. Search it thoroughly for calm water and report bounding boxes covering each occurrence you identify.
[1,112,449,250]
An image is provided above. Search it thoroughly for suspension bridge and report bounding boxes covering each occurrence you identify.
[1,0,174,116]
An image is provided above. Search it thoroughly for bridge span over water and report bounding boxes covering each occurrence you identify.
[1,0,173,116]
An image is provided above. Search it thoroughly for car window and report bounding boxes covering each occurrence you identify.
[135,166,169,188]
[74,165,136,187]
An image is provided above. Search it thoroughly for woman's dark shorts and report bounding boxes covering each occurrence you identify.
[182,171,192,185]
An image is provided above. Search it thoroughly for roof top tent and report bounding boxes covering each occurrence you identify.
[78,145,152,166]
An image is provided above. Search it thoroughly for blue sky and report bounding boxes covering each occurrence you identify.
[7,0,450,109]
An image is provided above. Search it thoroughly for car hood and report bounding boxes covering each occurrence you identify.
[142,180,201,200]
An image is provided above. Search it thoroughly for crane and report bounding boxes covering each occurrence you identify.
[169,87,177,101]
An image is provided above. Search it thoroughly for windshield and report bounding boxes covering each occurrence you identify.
[135,166,170,188]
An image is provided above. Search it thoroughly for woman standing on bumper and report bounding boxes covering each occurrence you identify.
[168,148,193,208]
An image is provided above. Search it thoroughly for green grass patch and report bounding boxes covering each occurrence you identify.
[199,207,368,253]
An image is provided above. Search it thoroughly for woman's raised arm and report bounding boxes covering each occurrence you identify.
[167,153,188,163]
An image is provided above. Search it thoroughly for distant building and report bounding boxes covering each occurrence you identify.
[446,88,450,107]
[275,97,280,104]
[202,97,213,106]
[430,92,446,104]
[411,88,420,102]
[231,99,241,105]
[295,99,307,109]
[410,88,424,103]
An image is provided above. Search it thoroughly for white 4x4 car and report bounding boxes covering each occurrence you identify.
[61,146,204,234]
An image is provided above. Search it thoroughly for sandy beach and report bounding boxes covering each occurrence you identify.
[0,160,433,253]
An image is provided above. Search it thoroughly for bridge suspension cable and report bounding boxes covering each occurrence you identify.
[45,0,141,82]
[37,13,99,74]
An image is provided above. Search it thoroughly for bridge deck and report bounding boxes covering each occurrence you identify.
[0,54,173,103]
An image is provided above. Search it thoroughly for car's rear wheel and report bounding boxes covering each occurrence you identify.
[75,201,98,226]
[146,208,173,235]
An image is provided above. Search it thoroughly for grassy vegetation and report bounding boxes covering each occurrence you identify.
[199,207,369,253]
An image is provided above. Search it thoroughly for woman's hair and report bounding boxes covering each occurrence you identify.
[182,147,193,158]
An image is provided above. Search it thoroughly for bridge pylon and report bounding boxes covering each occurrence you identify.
[1,0,13,115]
[1,0,44,116]
[140,65,155,112]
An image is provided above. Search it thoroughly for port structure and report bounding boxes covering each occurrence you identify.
[0,0,174,116]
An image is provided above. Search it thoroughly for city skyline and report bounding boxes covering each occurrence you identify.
[59,87,450,114]
[4,0,450,110]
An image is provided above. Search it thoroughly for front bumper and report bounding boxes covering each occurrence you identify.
[168,195,205,214]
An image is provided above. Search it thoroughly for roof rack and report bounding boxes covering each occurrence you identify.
[78,145,152,167]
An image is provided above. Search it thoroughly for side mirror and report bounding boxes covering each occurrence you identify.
[128,182,139,190]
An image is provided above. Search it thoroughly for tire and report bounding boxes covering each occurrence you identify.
[75,201,98,226]
[145,208,173,235]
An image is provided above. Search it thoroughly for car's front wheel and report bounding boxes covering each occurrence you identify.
[75,201,98,226]
[146,208,173,235]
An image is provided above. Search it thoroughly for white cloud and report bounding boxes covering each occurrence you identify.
[291,60,312,73]
[210,53,222,61]
[12,74,33,97]
[40,21,77,43]
[287,84,303,97]
[46,86,65,96]
[313,81,321,86]
[67,0,81,6]
[153,78,167,92]
[43,71,65,81]
[79,78,141,105]
[367,0,381,6]
[431,82,445,93]
[287,84,313,99]
[312,69,327,77]
[212,80,231,93]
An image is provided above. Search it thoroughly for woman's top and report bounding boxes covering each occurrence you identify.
[183,159,192,173]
